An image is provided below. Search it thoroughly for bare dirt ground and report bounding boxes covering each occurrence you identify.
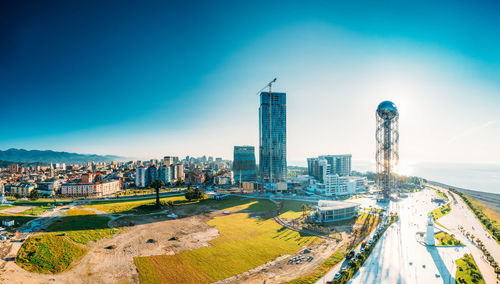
[0,206,34,214]
[215,238,345,284]
[0,202,359,284]
[0,212,219,284]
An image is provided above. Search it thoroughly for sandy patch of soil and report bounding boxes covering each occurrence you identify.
[0,206,34,214]
[0,213,219,284]
[215,239,343,284]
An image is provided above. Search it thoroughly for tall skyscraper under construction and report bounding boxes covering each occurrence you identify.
[259,91,287,184]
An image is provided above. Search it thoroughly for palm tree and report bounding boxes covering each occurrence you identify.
[148,180,165,208]
[301,204,308,219]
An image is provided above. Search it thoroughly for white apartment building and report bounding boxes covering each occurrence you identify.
[320,175,367,196]
[135,167,146,188]
[158,166,171,184]
[61,180,121,197]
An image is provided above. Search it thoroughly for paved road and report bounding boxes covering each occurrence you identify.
[351,189,468,284]
[315,210,388,283]
[439,189,499,284]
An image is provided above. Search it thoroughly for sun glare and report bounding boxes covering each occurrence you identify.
[394,160,415,176]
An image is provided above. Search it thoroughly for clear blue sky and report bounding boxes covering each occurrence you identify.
[1,1,499,165]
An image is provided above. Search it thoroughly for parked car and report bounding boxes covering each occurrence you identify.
[333,273,342,280]
[346,250,355,259]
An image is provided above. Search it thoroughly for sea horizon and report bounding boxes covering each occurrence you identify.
[289,159,500,195]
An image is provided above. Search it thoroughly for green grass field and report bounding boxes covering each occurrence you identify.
[434,231,463,246]
[278,200,316,219]
[16,208,118,274]
[116,189,174,196]
[84,195,188,213]
[0,205,12,210]
[0,213,37,229]
[430,203,451,220]
[85,195,274,215]
[47,208,117,245]
[455,254,485,284]
[18,206,52,216]
[16,233,87,274]
[13,199,72,206]
[134,199,318,284]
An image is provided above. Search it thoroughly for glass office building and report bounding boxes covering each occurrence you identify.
[259,92,287,183]
[233,146,257,182]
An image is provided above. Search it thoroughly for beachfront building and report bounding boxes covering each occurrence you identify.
[308,155,352,182]
[317,175,367,196]
[311,200,359,223]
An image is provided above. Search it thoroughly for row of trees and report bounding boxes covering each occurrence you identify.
[451,189,500,242]
[147,180,205,208]
[185,187,203,201]
[458,225,499,276]
[9,190,40,200]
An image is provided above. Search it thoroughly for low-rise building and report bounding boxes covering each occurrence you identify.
[311,200,359,223]
[36,181,61,196]
[317,175,367,196]
[6,183,35,197]
[60,180,121,197]
[2,220,14,227]
[185,171,205,185]
[214,171,233,185]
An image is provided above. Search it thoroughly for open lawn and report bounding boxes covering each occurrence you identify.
[85,195,275,215]
[278,200,316,219]
[115,189,173,196]
[0,205,12,210]
[430,203,451,220]
[134,199,318,284]
[84,195,188,213]
[47,209,117,245]
[16,233,87,274]
[0,213,37,229]
[13,199,72,206]
[434,231,463,246]
[429,186,448,200]
[455,254,485,284]
[18,206,52,216]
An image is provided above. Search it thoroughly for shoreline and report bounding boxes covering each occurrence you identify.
[427,180,500,214]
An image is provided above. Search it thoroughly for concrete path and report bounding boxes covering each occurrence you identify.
[439,189,499,284]
[350,189,470,284]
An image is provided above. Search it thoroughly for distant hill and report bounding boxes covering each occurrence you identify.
[0,160,48,167]
[0,148,124,164]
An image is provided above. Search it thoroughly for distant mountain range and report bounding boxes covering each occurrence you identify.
[0,148,124,164]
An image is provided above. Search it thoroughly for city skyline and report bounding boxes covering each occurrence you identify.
[1,1,500,165]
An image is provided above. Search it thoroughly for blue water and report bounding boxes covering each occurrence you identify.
[289,160,500,194]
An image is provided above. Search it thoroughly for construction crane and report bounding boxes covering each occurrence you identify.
[256,78,277,95]
[257,78,277,191]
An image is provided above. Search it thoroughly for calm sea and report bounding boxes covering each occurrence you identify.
[289,160,500,194]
